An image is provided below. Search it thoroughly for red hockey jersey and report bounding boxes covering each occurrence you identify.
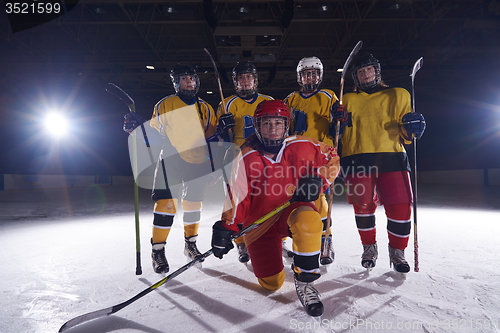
[221,135,340,237]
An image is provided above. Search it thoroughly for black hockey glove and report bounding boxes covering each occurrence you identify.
[218,113,236,139]
[123,112,145,134]
[211,220,235,259]
[402,112,426,140]
[331,102,348,123]
[292,175,323,202]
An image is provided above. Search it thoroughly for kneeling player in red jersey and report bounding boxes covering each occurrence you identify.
[211,100,340,316]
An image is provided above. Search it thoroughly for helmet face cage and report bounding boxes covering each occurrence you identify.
[255,115,290,150]
[296,57,323,91]
[351,55,381,90]
[170,65,200,98]
[254,100,291,150]
[232,61,258,98]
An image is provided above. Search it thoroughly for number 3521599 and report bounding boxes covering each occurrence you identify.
[5,2,62,15]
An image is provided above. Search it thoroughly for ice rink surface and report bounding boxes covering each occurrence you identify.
[1,182,499,333]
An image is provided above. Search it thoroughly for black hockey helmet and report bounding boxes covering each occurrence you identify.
[170,64,200,98]
[351,54,381,90]
[232,61,258,98]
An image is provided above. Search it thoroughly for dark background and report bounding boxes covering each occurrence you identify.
[1,0,499,176]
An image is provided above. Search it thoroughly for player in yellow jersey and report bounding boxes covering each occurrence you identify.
[217,61,274,146]
[284,56,340,265]
[216,61,274,263]
[126,64,217,274]
[333,54,426,273]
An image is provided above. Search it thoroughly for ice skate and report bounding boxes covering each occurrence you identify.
[184,235,204,267]
[388,244,410,274]
[361,243,378,271]
[151,240,169,274]
[282,240,293,258]
[294,273,324,317]
[320,235,334,265]
[236,242,250,263]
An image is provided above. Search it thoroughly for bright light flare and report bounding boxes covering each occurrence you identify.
[44,112,69,138]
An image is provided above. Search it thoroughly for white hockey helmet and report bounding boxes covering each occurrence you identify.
[296,56,323,91]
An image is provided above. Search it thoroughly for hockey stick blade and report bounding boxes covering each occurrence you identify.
[58,250,212,332]
[106,83,136,113]
[341,40,363,82]
[338,40,363,106]
[204,47,228,113]
[204,48,221,81]
[410,57,423,112]
[410,57,424,81]
[58,199,292,332]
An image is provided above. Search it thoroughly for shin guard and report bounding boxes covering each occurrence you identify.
[289,209,322,276]
[385,203,411,250]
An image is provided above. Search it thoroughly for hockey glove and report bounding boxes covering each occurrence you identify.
[218,113,236,139]
[331,102,348,123]
[402,112,426,140]
[123,112,145,134]
[292,175,323,202]
[211,220,235,259]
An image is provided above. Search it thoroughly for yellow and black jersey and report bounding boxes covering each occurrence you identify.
[217,93,274,146]
[150,94,217,164]
[341,87,413,172]
[284,89,338,147]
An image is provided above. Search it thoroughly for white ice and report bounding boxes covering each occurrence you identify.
[1,182,499,333]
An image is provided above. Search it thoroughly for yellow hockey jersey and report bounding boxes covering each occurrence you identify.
[284,89,339,147]
[217,93,274,146]
[341,87,413,172]
[150,95,217,164]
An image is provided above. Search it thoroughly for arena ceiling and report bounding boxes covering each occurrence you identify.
[1,0,500,104]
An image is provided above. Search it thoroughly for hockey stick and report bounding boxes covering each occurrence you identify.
[58,198,294,333]
[322,41,363,259]
[335,40,363,147]
[105,83,143,276]
[204,48,228,119]
[204,47,237,206]
[410,57,423,272]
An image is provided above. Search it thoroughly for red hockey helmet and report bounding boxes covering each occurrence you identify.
[254,100,290,152]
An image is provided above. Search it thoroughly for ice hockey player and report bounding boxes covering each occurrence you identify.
[216,61,274,263]
[124,64,217,274]
[283,56,341,265]
[332,53,426,273]
[211,100,340,316]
